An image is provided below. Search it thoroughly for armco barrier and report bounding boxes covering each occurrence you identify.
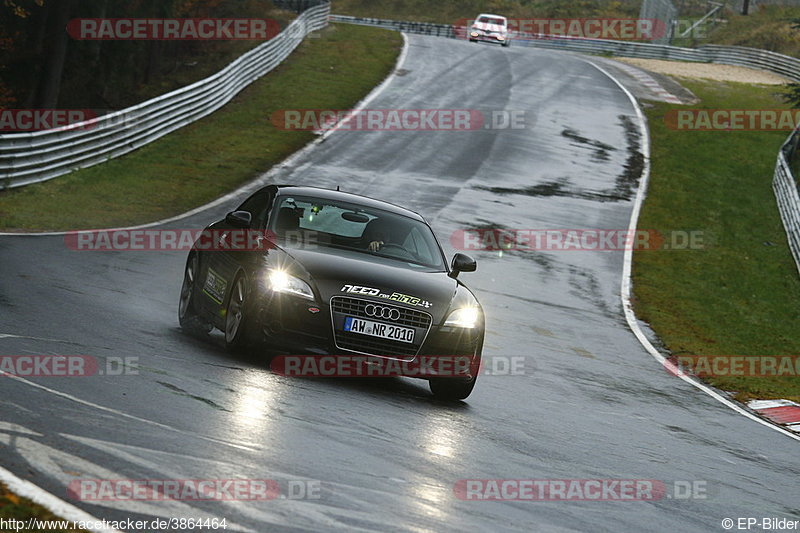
[0,0,330,189]
[331,14,800,276]
[775,129,800,275]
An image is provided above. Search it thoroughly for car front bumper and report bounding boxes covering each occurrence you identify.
[470,32,508,44]
[255,293,482,379]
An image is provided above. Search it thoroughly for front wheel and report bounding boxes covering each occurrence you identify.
[178,254,211,335]
[225,274,255,352]
[429,375,477,401]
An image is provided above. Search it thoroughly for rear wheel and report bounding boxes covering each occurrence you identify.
[178,254,211,335]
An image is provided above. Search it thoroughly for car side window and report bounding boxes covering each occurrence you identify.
[236,191,273,229]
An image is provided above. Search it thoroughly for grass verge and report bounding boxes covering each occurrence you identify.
[706,6,800,58]
[0,482,88,533]
[634,79,800,403]
[0,24,402,231]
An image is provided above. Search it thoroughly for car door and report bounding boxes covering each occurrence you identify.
[197,188,275,322]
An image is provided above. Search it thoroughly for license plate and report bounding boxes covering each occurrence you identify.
[344,317,415,344]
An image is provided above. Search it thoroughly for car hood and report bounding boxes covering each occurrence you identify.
[278,246,460,321]
[473,21,506,33]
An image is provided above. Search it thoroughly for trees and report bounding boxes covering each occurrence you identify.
[0,0,278,112]
[33,0,73,108]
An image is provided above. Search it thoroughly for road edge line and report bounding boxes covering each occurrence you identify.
[0,466,123,532]
[585,58,800,442]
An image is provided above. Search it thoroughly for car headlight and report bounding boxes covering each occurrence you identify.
[268,270,314,300]
[444,307,481,329]
[470,30,481,36]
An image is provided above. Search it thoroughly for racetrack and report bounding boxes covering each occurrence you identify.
[1,34,798,532]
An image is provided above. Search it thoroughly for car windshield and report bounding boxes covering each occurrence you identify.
[477,16,505,26]
[268,195,446,270]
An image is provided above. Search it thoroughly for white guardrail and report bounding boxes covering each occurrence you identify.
[0,0,330,189]
[329,14,800,277]
[775,132,800,274]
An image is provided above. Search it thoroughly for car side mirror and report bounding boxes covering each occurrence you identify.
[225,210,252,228]
[449,253,477,278]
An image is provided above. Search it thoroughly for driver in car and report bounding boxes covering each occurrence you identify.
[362,217,410,253]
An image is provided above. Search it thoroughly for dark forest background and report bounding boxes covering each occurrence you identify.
[0,0,288,112]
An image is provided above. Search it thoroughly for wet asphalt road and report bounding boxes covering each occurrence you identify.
[1,35,799,533]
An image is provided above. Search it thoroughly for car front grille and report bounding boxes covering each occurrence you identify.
[330,296,433,358]
[334,331,419,358]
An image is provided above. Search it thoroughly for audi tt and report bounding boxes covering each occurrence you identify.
[178,185,485,400]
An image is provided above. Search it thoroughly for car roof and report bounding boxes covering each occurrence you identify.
[268,185,426,222]
[476,14,507,21]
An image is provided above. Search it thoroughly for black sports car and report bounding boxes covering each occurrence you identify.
[178,185,484,400]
